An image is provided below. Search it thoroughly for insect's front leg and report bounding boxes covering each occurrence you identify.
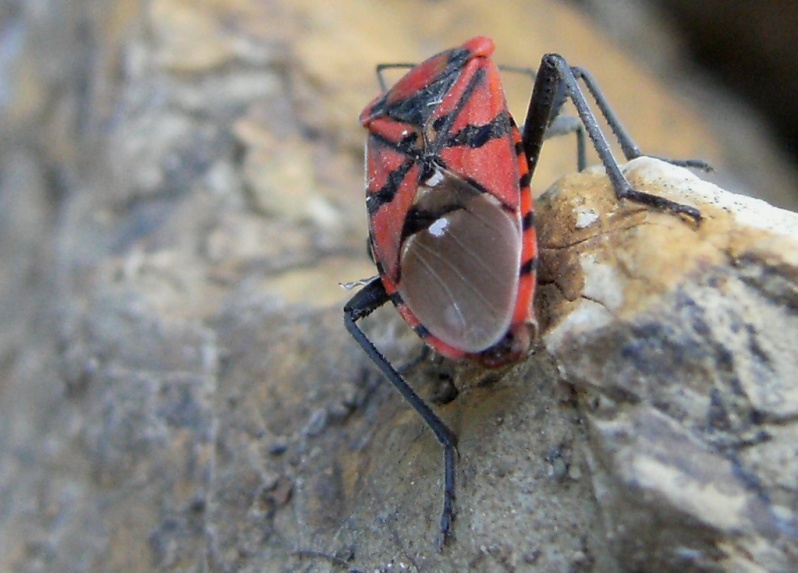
[344,278,459,546]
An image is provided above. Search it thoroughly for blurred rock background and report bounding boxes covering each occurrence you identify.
[0,1,796,571]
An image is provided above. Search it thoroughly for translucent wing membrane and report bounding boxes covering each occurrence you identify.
[398,168,521,353]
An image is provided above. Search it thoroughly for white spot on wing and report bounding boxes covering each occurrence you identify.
[428,217,449,237]
[425,169,445,187]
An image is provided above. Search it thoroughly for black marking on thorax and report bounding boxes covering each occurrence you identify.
[366,160,415,215]
[446,110,513,149]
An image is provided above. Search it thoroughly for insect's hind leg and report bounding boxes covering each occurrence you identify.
[502,65,588,171]
[571,66,712,172]
[545,115,588,172]
[344,278,458,546]
[522,53,703,224]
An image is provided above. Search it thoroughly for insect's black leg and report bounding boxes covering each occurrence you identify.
[522,54,702,224]
[546,115,588,171]
[344,277,458,546]
[571,66,713,171]
[502,65,588,171]
[397,344,431,376]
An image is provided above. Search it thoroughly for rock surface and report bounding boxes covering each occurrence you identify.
[1,1,797,573]
[538,158,798,572]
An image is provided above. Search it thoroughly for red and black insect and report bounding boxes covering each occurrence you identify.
[344,36,705,545]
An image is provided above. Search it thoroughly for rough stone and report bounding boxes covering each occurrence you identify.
[538,158,798,572]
